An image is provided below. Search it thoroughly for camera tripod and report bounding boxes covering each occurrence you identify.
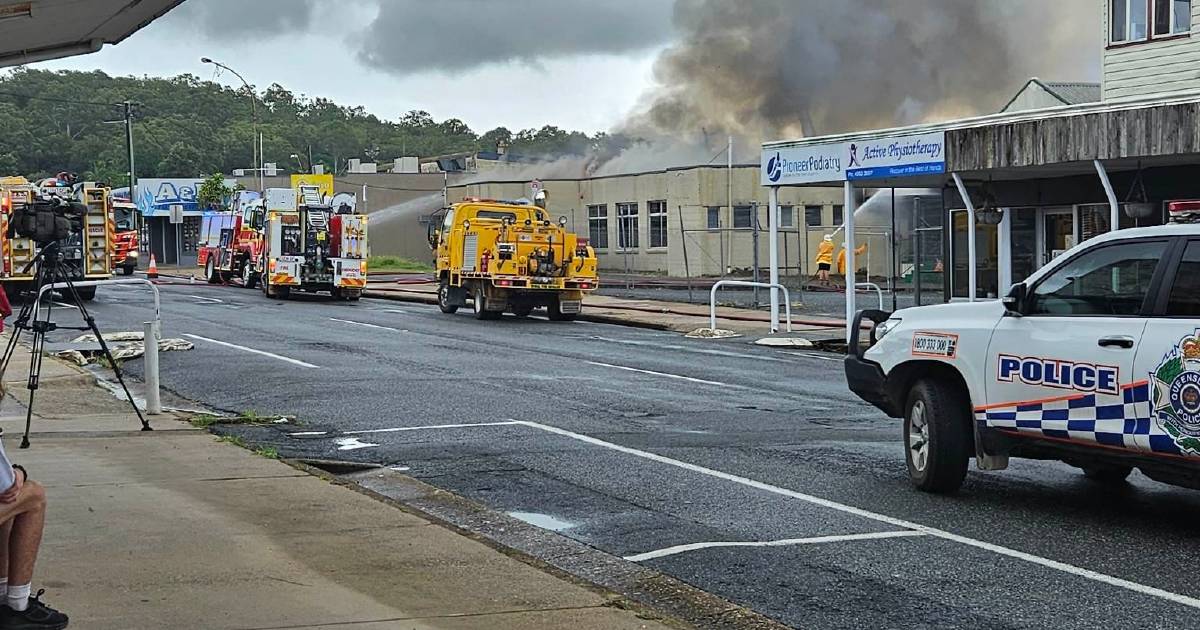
[0,242,151,448]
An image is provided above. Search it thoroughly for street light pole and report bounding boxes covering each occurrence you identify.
[201,57,258,190]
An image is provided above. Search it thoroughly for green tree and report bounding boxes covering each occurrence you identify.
[196,173,232,210]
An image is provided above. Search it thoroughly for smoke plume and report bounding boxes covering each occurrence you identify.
[624,0,1101,144]
[357,0,674,75]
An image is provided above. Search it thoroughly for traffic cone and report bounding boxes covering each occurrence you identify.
[147,254,159,280]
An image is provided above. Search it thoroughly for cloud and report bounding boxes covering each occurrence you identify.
[166,0,321,40]
[356,0,674,75]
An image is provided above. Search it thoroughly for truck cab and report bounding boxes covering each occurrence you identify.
[847,217,1200,494]
[429,197,598,321]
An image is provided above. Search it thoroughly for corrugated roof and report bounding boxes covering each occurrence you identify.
[1040,81,1102,106]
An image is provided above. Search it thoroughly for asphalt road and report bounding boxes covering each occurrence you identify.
[39,281,1200,629]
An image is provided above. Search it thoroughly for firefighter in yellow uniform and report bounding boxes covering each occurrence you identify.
[838,243,868,275]
[815,235,835,284]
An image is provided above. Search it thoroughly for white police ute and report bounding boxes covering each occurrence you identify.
[846,223,1200,493]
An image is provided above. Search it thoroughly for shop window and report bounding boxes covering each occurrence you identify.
[833,205,844,227]
[733,205,753,229]
[706,206,721,229]
[778,205,794,228]
[649,201,668,248]
[617,202,639,249]
[587,204,609,250]
[804,205,823,227]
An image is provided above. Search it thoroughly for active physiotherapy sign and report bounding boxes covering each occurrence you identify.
[761,130,946,185]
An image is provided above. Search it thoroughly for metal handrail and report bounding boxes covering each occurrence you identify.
[855,282,885,311]
[34,279,163,414]
[710,281,792,334]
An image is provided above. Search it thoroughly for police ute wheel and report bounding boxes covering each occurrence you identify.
[1082,464,1133,484]
[205,258,219,284]
[904,379,971,494]
[438,280,458,314]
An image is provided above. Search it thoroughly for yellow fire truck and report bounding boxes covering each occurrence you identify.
[259,186,369,301]
[428,194,598,321]
[0,176,112,300]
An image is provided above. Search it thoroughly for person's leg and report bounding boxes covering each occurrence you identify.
[7,481,46,595]
[0,519,12,597]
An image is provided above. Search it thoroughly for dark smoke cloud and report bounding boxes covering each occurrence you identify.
[626,0,1101,145]
[357,0,674,74]
[168,0,320,40]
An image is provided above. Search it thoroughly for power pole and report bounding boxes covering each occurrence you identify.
[123,101,138,234]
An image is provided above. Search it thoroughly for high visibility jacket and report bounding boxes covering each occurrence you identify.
[815,241,834,266]
[838,244,868,274]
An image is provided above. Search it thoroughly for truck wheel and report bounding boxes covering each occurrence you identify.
[121,264,135,276]
[1082,464,1133,484]
[241,263,258,289]
[205,258,219,284]
[473,289,500,320]
[904,379,971,494]
[438,280,458,314]
[74,286,97,302]
[547,296,578,322]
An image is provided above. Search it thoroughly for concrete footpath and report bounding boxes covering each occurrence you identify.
[0,347,679,629]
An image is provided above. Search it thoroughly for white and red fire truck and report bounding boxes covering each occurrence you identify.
[259,186,368,300]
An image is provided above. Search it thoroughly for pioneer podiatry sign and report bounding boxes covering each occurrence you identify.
[761,143,848,186]
[845,131,945,181]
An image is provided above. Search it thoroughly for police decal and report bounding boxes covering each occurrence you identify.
[997,355,1120,396]
[1151,332,1200,455]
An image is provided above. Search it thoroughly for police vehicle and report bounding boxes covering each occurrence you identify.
[846,209,1200,493]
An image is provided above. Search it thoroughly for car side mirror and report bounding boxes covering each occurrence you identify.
[1003,283,1027,316]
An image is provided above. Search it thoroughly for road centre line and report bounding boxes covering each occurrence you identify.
[369,419,1200,610]
[585,361,732,387]
[328,317,403,332]
[624,531,928,562]
[182,334,319,369]
[586,336,794,364]
[343,421,523,436]
[783,351,842,363]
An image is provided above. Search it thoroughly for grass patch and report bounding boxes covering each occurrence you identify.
[368,255,432,273]
[217,435,246,448]
[190,410,289,428]
[254,446,280,460]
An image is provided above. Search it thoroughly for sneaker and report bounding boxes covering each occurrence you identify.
[0,590,69,629]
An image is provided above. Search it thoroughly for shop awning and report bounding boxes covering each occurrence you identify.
[0,0,184,67]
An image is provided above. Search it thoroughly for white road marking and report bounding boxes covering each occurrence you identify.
[51,302,74,309]
[186,295,224,304]
[585,361,730,387]
[516,420,1200,610]
[783,351,842,363]
[334,437,378,451]
[624,530,927,562]
[328,317,402,332]
[587,336,794,364]
[289,431,328,437]
[182,334,319,368]
[344,421,523,436]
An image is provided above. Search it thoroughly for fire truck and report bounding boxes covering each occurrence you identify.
[0,175,112,300]
[197,190,266,288]
[259,186,368,300]
[427,193,599,320]
[110,192,139,276]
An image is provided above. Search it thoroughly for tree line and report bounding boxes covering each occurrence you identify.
[0,68,627,184]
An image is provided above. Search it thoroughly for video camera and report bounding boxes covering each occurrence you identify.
[8,194,86,246]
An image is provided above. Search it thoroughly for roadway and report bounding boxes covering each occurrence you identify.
[37,281,1200,629]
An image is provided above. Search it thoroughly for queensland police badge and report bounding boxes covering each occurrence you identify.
[1152,332,1200,454]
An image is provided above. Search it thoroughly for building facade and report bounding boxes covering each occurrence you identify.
[1105,0,1199,99]
[447,166,853,278]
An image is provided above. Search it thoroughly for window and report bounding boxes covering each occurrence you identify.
[1112,0,1150,42]
[1029,240,1167,316]
[706,206,721,230]
[805,205,823,227]
[1167,241,1200,315]
[833,205,844,227]
[1155,0,1191,35]
[648,201,668,248]
[617,202,639,249]
[778,205,794,228]
[733,205,754,229]
[587,204,609,250]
